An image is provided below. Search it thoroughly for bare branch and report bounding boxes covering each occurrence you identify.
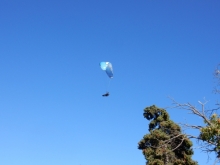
[181,123,203,130]
[171,137,185,151]
[186,134,217,146]
[169,97,212,126]
[150,133,189,152]
[213,157,220,165]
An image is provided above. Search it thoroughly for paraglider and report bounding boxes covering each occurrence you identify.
[100,62,113,97]
[102,92,109,97]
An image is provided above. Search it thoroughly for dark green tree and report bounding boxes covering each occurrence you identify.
[138,105,198,165]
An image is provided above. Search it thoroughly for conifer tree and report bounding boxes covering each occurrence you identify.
[138,105,198,165]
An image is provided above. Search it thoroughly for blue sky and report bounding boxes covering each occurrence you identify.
[1,0,220,165]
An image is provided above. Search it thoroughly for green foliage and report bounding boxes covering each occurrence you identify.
[138,105,198,165]
[199,113,220,156]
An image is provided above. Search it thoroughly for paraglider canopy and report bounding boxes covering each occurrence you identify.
[100,62,113,78]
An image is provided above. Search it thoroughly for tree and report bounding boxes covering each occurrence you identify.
[169,64,220,164]
[170,98,220,164]
[138,105,198,165]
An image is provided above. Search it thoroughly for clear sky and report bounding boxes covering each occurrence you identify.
[1,0,220,165]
